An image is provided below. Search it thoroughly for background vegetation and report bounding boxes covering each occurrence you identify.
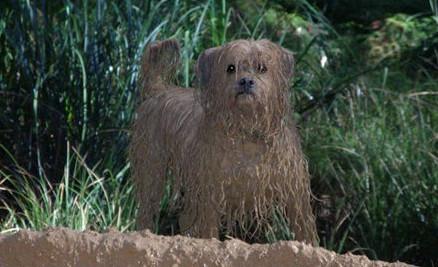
[1,0,437,266]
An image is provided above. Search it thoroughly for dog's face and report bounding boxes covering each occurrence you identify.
[196,40,294,133]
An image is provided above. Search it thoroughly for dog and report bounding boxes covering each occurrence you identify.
[130,39,318,245]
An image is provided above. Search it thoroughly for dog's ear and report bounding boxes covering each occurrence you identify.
[196,47,220,88]
[280,47,295,80]
[258,39,295,80]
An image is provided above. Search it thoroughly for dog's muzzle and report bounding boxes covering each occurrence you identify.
[236,77,255,96]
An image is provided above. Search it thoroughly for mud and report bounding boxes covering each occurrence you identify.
[0,228,413,267]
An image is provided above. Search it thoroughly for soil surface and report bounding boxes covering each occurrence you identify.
[0,228,414,267]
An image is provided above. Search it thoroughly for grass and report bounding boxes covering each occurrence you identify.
[0,0,437,266]
[304,77,437,262]
[0,146,135,233]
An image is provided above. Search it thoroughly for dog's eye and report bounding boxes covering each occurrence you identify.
[226,64,236,73]
[258,64,267,73]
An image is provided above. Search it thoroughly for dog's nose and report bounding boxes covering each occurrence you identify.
[239,77,255,93]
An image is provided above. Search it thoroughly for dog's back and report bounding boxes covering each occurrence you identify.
[134,87,202,160]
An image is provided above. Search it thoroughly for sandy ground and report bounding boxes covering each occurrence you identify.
[0,228,413,267]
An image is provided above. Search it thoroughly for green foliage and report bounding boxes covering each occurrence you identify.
[305,77,438,263]
[0,0,437,266]
[0,146,135,232]
[367,14,438,64]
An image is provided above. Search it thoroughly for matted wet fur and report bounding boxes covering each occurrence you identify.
[130,39,318,245]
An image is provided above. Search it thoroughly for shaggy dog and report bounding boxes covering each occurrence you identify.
[130,39,318,245]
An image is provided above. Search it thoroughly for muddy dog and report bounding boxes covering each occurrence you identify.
[130,39,318,245]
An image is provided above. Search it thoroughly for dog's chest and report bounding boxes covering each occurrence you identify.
[212,141,270,180]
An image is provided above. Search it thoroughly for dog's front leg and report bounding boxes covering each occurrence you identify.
[179,201,220,239]
[197,207,220,239]
[285,195,319,246]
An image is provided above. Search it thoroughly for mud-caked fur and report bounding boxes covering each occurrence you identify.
[130,39,318,245]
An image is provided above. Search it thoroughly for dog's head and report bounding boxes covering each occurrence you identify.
[196,39,294,134]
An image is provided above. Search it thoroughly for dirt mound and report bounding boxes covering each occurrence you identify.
[0,228,413,267]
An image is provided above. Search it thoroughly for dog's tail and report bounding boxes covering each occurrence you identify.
[138,39,180,99]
